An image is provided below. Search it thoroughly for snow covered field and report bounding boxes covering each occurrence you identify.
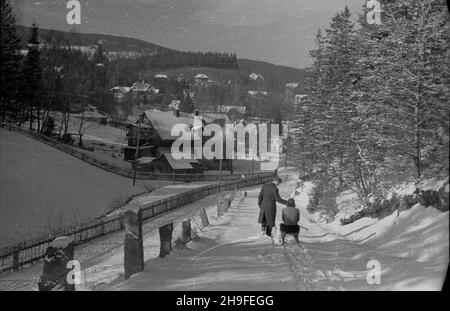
[0,129,172,246]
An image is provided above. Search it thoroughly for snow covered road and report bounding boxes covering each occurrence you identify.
[1,173,446,291]
[107,177,448,291]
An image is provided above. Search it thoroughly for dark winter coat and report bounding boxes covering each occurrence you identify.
[257,182,289,227]
[282,206,300,226]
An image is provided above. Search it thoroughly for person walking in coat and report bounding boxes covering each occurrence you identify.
[257,176,289,237]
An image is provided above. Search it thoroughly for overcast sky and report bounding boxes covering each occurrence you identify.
[13,0,365,68]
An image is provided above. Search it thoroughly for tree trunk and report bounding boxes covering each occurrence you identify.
[58,113,64,140]
[37,105,41,133]
[41,109,49,134]
[78,99,85,147]
[29,106,33,131]
[415,102,421,179]
[1,98,6,126]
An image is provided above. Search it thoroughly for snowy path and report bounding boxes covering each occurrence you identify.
[107,186,308,291]
[1,174,446,291]
[107,177,447,291]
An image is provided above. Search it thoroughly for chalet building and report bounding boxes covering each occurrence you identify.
[194,74,211,86]
[130,81,152,105]
[201,113,231,128]
[130,80,152,93]
[245,90,268,115]
[124,109,203,166]
[159,153,200,173]
[111,80,160,107]
[153,74,169,92]
[136,153,201,174]
[169,100,181,110]
[217,105,246,114]
[284,82,300,103]
[125,109,237,173]
[285,82,299,89]
[110,86,130,103]
[248,90,268,97]
[72,104,107,124]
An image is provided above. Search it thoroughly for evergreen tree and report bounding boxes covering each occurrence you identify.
[354,0,450,180]
[21,24,43,131]
[0,0,21,123]
[292,0,449,209]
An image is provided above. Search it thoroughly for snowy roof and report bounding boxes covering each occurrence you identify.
[110,86,130,93]
[154,74,169,79]
[294,94,308,99]
[162,153,195,170]
[195,74,209,79]
[73,110,106,119]
[286,82,299,88]
[217,105,246,113]
[169,100,180,110]
[144,110,200,141]
[202,113,231,125]
[137,156,157,164]
[130,81,151,92]
[248,91,268,97]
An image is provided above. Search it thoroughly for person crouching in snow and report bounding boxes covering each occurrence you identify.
[280,198,300,245]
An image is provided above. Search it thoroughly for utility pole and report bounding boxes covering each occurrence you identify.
[251,149,255,177]
[285,147,288,170]
[132,118,141,186]
[285,137,288,170]
[218,158,223,191]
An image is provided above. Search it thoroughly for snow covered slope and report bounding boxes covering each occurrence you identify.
[294,181,448,290]
[107,175,447,290]
[0,129,164,246]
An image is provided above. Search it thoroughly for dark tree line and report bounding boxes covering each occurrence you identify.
[108,51,238,87]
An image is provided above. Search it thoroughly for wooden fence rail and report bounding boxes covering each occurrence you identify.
[0,172,274,274]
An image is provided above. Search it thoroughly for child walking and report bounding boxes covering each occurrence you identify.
[280,198,300,245]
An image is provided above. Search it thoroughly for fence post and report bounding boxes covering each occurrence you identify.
[223,197,231,212]
[159,223,174,258]
[181,219,192,244]
[200,208,209,227]
[38,236,75,291]
[12,247,19,272]
[240,191,247,202]
[123,207,144,280]
[217,198,223,217]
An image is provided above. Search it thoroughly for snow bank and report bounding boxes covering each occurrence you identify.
[295,181,449,266]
